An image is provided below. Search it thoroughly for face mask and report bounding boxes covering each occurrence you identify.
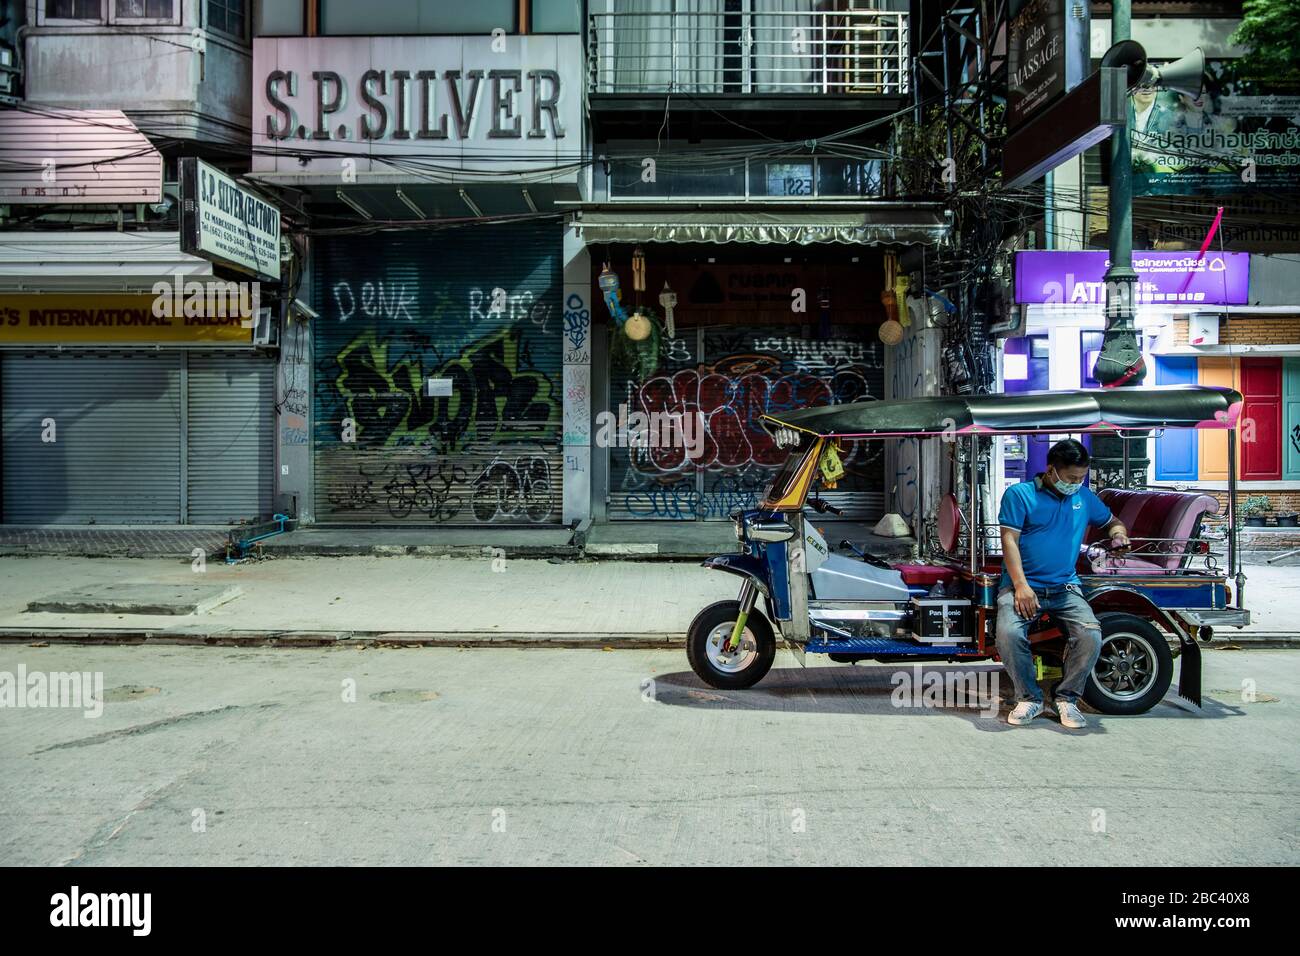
[1049,469,1083,496]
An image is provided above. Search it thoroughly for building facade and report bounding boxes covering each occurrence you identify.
[0,0,280,527]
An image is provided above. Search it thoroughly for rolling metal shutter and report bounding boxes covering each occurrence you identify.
[608,324,885,521]
[187,351,275,524]
[2,351,183,523]
[313,222,564,525]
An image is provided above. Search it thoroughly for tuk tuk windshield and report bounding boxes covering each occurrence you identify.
[759,435,819,508]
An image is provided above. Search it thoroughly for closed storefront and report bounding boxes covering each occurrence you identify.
[607,323,885,520]
[598,250,889,522]
[2,350,274,524]
[311,222,564,525]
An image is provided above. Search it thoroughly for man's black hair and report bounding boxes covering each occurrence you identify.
[1047,438,1090,468]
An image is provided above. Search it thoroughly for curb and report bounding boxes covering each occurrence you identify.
[2,629,1296,649]
[0,629,685,649]
[258,543,584,560]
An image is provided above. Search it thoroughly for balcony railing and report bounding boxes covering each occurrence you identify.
[588,9,909,96]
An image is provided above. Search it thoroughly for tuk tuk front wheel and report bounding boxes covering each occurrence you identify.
[686,600,776,690]
[1083,613,1174,715]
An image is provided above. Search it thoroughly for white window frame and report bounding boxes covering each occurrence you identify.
[38,0,108,26]
[204,0,248,42]
[107,0,182,26]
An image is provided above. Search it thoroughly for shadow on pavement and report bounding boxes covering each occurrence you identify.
[650,662,1247,733]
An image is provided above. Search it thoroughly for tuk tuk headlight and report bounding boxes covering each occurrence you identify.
[773,427,800,449]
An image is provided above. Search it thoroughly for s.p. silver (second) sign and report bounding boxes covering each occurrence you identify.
[180,158,281,282]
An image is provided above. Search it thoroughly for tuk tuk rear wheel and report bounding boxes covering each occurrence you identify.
[686,600,776,690]
[1083,613,1174,715]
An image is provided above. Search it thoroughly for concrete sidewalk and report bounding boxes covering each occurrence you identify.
[0,553,1294,645]
[0,519,915,563]
[0,554,736,644]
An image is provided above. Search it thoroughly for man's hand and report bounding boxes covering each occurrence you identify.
[1109,532,1132,555]
[1013,583,1040,619]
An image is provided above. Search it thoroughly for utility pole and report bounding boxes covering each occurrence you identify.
[1098,0,1144,390]
[1096,0,1147,488]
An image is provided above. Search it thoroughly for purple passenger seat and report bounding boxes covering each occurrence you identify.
[1083,488,1219,574]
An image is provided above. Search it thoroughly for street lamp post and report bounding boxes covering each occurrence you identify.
[1099,0,1144,392]
[1096,0,1147,489]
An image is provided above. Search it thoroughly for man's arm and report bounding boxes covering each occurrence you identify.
[1000,527,1040,619]
[1097,513,1131,552]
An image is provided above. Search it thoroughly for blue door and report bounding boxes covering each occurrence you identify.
[1154,356,1199,481]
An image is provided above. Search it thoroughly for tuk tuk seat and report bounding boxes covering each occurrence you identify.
[1085,488,1219,573]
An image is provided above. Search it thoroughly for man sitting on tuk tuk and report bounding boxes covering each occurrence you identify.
[997,439,1131,729]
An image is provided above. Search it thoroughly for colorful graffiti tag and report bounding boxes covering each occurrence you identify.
[609,331,884,520]
[331,327,558,453]
[312,225,563,525]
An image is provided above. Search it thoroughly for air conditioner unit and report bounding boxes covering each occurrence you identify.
[252,305,277,347]
[1188,312,1220,346]
[0,45,18,101]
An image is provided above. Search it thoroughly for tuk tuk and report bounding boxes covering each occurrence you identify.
[686,385,1249,715]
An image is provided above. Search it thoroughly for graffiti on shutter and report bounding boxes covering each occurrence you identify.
[313,224,563,525]
[608,326,885,520]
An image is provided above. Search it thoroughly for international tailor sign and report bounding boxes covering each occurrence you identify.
[1014,250,1250,306]
[0,293,255,345]
[252,35,582,177]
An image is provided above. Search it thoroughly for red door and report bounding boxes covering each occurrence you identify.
[1240,358,1282,481]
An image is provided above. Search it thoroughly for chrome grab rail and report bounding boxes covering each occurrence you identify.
[587,9,910,95]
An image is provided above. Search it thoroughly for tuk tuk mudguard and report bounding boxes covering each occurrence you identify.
[1084,584,1203,707]
[701,554,772,600]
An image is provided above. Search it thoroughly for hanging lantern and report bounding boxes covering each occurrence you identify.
[598,262,628,327]
[624,309,652,341]
[658,281,677,338]
[631,245,646,292]
[878,319,904,345]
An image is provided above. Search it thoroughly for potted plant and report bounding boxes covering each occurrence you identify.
[1241,495,1272,527]
[1276,509,1298,528]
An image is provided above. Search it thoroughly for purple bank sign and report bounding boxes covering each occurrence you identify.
[1014,250,1250,306]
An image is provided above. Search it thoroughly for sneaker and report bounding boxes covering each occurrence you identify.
[1007,701,1044,725]
[1056,699,1087,730]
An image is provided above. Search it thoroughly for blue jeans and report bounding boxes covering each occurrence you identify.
[995,584,1102,704]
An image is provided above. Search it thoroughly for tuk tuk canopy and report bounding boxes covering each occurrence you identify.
[761,385,1243,438]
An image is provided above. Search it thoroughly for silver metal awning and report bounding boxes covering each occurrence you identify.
[570,204,951,245]
[0,231,213,291]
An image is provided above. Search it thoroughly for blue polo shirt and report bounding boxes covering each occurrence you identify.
[998,476,1113,590]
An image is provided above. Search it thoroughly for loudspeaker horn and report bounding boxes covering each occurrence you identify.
[1149,47,1205,99]
[1100,39,1148,89]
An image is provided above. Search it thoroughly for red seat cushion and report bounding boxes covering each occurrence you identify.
[895,564,959,587]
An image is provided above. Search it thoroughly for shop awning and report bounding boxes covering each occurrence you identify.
[570,203,951,245]
[0,232,213,291]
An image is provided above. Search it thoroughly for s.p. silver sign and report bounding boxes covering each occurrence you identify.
[180,158,281,282]
[251,35,582,179]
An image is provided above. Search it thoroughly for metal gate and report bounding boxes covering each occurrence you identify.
[2,351,183,523]
[187,352,275,524]
[607,325,885,520]
[2,350,275,525]
[312,222,564,525]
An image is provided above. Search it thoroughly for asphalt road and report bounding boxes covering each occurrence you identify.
[1,644,1295,866]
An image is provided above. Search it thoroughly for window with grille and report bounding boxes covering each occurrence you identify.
[46,0,102,18]
[116,0,172,17]
[208,0,247,37]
